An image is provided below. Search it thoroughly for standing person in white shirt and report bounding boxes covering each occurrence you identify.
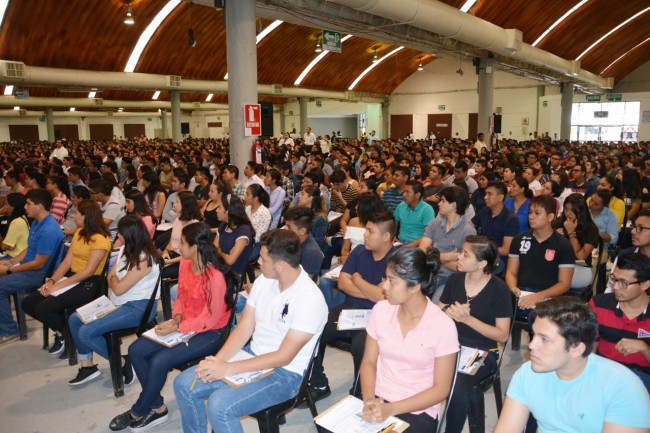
[474,133,489,153]
[303,127,317,152]
[50,139,69,162]
[279,132,295,149]
[173,229,328,433]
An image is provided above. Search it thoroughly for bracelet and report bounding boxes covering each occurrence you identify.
[567,231,576,235]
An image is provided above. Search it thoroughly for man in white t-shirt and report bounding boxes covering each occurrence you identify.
[303,127,317,150]
[279,132,295,149]
[174,229,328,433]
[50,139,69,161]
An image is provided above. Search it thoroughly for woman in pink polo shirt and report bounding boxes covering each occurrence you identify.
[359,247,459,432]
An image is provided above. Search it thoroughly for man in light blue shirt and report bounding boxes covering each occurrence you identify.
[588,190,618,249]
[494,297,650,433]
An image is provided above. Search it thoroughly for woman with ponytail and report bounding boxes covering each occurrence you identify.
[505,177,533,232]
[358,247,459,433]
[109,222,238,432]
[438,236,511,433]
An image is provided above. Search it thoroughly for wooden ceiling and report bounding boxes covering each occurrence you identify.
[0,0,647,106]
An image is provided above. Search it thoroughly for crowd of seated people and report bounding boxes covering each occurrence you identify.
[0,133,649,432]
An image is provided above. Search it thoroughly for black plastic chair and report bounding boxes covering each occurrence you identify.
[250,339,322,433]
[466,293,518,433]
[103,272,161,398]
[11,238,65,341]
[567,236,604,302]
[160,277,176,321]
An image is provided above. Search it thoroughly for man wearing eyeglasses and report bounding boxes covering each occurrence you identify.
[590,253,650,392]
[567,163,597,198]
[608,210,650,293]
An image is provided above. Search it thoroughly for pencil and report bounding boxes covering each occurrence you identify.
[377,422,396,433]
[189,376,198,391]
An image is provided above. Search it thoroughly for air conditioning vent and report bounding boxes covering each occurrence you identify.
[0,61,25,79]
[107,111,114,117]
[93,98,104,106]
[19,109,27,116]
[192,102,201,108]
[272,84,283,95]
[345,91,356,100]
[166,75,182,88]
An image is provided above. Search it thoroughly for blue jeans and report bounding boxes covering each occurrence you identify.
[319,277,345,309]
[68,299,156,361]
[0,267,46,336]
[173,346,302,433]
[128,328,226,417]
[628,366,650,393]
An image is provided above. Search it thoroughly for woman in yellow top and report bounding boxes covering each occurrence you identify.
[0,193,30,258]
[22,199,112,357]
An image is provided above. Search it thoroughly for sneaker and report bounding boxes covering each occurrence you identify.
[109,410,135,431]
[59,350,69,360]
[123,356,136,386]
[297,384,331,409]
[48,335,65,355]
[0,333,19,345]
[129,407,169,432]
[68,365,101,386]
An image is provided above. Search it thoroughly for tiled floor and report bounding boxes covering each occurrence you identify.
[0,312,529,433]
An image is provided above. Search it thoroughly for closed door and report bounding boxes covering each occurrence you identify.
[427,114,452,139]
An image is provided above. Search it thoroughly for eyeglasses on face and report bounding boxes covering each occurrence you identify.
[607,274,641,290]
[630,224,650,233]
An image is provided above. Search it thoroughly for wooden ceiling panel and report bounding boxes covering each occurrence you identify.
[580,13,650,76]
[354,51,436,94]
[601,42,650,81]
[533,0,649,60]
[299,38,401,91]
[470,0,572,45]
[0,0,164,72]
[257,23,321,86]
[135,3,227,80]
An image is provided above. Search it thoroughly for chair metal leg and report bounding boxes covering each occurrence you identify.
[493,372,503,416]
[63,309,78,365]
[467,387,486,433]
[13,291,28,340]
[105,333,124,397]
[42,324,49,349]
[511,327,521,351]
[256,414,280,433]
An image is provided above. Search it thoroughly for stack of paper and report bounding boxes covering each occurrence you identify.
[315,395,408,433]
[142,328,195,347]
[76,295,119,323]
[337,309,371,330]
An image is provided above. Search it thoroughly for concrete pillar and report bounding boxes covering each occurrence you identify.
[226,0,257,172]
[534,85,544,139]
[477,56,494,138]
[170,91,182,143]
[299,97,308,136]
[45,107,55,142]
[160,109,168,139]
[279,103,286,136]
[560,82,574,140]
[381,102,389,140]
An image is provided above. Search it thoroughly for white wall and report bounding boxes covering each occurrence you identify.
[390,57,543,140]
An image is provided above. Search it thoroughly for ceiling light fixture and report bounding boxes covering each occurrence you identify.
[187,1,196,47]
[205,93,214,102]
[88,91,96,98]
[13,106,19,111]
[124,5,135,25]
[372,49,379,63]
[459,0,477,13]
[532,0,588,47]
[69,107,75,112]
[294,34,353,86]
[315,38,323,53]
[152,91,160,100]
[124,0,181,72]
[4,85,13,96]
[417,57,424,71]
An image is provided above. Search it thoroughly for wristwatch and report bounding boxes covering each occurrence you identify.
[6,269,12,275]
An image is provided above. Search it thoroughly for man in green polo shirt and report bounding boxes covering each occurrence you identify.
[394,180,435,247]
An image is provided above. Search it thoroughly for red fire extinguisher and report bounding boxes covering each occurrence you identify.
[491,132,497,149]
[252,141,262,164]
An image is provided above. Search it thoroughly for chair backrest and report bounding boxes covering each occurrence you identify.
[44,238,66,278]
[135,271,162,337]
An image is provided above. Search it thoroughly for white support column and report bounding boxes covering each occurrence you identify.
[299,97,308,136]
[160,109,168,139]
[477,56,494,137]
[226,0,258,172]
[45,107,55,142]
[560,82,574,140]
[170,91,181,143]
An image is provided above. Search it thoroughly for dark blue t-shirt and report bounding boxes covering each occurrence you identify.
[301,235,324,278]
[340,244,397,308]
[472,206,520,254]
[217,224,253,277]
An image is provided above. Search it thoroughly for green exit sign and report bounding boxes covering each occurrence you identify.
[586,94,601,102]
[607,93,622,101]
[438,105,445,111]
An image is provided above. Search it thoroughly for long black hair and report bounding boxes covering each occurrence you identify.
[6,192,26,222]
[386,246,441,297]
[225,196,255,239]
[182,222,239,311]
[117,214,162,272]
[125,189,155,219]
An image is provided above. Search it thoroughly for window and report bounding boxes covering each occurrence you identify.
[570,101,640,142]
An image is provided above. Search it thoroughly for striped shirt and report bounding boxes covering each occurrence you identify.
[50,191,70,225]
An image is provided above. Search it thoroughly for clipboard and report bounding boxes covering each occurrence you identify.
[76,295,120,324]
[222,350,274,388]
[315,395,409,433]
[142,328,195,348]
[337,309,371,331]
[458,346,488,375]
